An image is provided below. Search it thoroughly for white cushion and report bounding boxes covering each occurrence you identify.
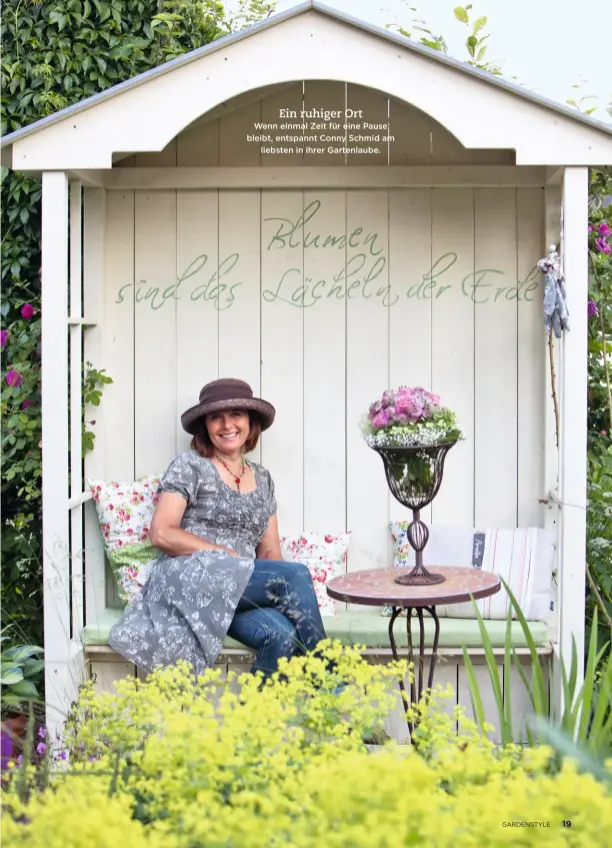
[390,523,555,621]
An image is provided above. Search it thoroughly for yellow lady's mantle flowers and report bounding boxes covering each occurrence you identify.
[2,642,611,846]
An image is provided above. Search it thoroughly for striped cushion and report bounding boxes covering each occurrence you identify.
[390,524,555,621]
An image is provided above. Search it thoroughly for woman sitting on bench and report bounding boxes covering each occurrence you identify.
[109,378,328,679]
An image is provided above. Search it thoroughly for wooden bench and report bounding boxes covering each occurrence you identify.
[84,607,552,743]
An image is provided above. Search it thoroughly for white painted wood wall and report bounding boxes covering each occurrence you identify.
[92,184,545,582]
[82,83,548,615]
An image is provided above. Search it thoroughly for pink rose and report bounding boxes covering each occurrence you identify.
[599,222,611,237]
[20,303,35,319]
[6,370,23,387]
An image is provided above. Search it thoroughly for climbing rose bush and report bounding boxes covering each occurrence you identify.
[3,645,611,847]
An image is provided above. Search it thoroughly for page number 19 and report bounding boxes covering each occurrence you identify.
[563,821,572,828]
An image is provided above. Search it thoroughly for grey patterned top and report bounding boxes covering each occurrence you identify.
[108,450,277,675]
[160,451,277,557]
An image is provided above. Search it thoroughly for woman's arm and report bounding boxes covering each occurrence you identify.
[150,492,238,558]
[256,513,283,561]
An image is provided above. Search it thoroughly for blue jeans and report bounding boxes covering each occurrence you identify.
[227,559,327,678]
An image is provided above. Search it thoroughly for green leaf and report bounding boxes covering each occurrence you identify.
[473,16,487,34]
[1,664,24,685]
[3,645,44,662]
[6,679,40,699]
[22,658,45,676]
[461,647,487,734]
[466,35,478,57]
[454,7,469,23]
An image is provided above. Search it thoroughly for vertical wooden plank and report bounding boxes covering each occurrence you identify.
[430,124,514,166]
[430,122,468,163]
[261,191,304,535]
[218,191,262,463]
[505,659,549,743]
[261,82,304,166]
[175,191,220,456]
[346,84,389,166]
[366,655,458,743]
[457,659,501,743]
[102,191,135,479]
[41,171,71,736]
[83,189,107,625]
[219,101,262,166]
[346,190,390,572]
[431,189,474,526]
[559,168,589,681]
[517,188,546,526]
[388,99,431,165]
[90,661,136,695]
[177,120,219,166]
[134,191,177,477]
[474,189,518,528]
[302,190,346,535]
[134,139,177,167]
[69,181,84,639]
[388,188,433,531]
[303,81,345,166]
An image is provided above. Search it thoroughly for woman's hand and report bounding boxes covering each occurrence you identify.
[150,492,237,558]
[255,513,283,561]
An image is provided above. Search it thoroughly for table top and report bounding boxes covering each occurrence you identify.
[326,566,501,608]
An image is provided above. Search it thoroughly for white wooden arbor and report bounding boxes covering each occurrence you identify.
[2,1,611,741]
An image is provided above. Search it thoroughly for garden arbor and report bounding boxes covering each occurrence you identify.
[2,1,611,741]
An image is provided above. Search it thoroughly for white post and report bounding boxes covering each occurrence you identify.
[69,181,84,641]
[559,167,589,687]
[41,172,71,742]
[82,188,107,625]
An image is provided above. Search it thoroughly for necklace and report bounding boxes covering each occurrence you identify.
[215,453,247,491]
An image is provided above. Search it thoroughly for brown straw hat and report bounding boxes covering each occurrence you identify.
[181,378,276,435]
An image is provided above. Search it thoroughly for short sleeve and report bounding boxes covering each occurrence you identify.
[159,453,201,506]
[265,468,277,517]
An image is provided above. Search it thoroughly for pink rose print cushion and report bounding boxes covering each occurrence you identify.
[87,475,161,604]
[279,532,351,616]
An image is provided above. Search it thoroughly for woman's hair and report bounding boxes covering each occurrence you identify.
[191,410,262,458]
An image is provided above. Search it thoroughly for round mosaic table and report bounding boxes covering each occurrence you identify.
[326,566,501,733]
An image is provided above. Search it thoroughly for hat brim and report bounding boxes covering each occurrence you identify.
[181,397,276,435]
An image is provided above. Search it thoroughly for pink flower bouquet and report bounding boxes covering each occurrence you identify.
[362,386,462,449]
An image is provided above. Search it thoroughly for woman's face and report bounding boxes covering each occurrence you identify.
[205,409,250,456]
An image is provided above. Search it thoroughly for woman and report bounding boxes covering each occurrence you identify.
[108,378,328,679]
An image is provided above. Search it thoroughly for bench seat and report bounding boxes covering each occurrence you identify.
[83,607,551,652]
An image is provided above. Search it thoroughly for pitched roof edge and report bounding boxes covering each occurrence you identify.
[2,0,610,151]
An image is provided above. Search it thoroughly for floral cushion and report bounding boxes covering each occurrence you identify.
[389,522,555,621]
[87,475,161,603]
[280,532,351,617]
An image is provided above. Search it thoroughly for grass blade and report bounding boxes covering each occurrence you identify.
[502,579,548,718]
[470,594,508,743]
[462,646,487,736]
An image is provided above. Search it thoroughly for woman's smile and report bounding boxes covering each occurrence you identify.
[206,410,250,457]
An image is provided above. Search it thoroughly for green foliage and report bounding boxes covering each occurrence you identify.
[3,647,612,845]
[0,0,274,653]
[463,582,612,772]
[586,168,612,652]
[387,2,500,74]
[1,630,44,711]
[82,362,113,454]
[452,5,500,73]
